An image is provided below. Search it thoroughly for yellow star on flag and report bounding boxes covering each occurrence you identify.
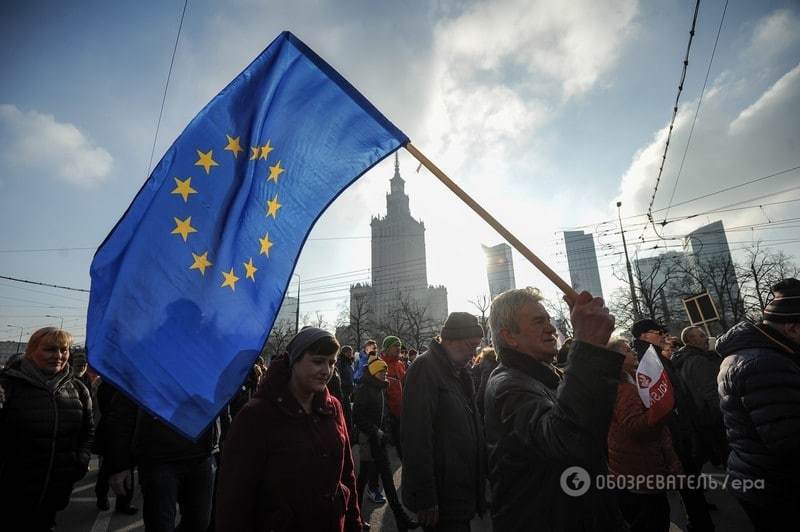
[171,216,197,242]
[190,251,213,275]
[249,146,260,160]
[260,140,274,160]
[267,161,285,183]
[195,149,218,174]
[266,194,282,219]
[221,268,240,291]
[224,135,243,158]
[259,232,273,256]
[243,258,257,281]
[171,177,197,202]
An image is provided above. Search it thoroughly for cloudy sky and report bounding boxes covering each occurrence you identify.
[1,0,799,343]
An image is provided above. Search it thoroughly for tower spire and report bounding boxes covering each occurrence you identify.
[394,151,400,178]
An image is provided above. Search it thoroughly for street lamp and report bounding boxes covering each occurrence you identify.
[45,314,65,329]
[617,201,641,320]
[6,324,24,354]
[292,273,301,335]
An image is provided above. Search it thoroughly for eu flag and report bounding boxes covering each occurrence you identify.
[87,31,408,438]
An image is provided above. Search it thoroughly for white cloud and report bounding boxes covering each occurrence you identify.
[615,60,800,256]
[747,9,799,61]
[0,104,112,186]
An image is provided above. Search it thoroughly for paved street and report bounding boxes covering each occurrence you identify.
[58,451,751,531]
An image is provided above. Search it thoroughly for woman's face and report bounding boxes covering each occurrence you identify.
[28,336,70,374]
[292,351,337,395]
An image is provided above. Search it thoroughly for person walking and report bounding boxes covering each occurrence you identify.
[353,355,417,531]
[215,327,361,531]
[402,312,487,531]
[380,336,406,459]
[0,327,94,531]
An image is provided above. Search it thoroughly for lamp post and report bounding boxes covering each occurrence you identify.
[617,201,641,320]
[45,314,64,329]
[292,273,300,335]
[6,324,24,354]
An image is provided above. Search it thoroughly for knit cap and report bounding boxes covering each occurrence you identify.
[382,335,401,351]
[286,326,336,365]
[367,354,388,377]
[441,312,483,341]
[764,278,800,323]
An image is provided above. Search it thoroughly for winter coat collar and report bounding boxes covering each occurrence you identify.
[5,356,72,391]
[716,321,799,358]
[255,354,336,418]
[497,347,561,390]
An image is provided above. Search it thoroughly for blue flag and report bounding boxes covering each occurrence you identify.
[87,31,408,438]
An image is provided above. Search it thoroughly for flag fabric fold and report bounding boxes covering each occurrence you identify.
[635,345,675,425]
[87,31,408,438]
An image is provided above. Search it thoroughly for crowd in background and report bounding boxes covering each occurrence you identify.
[1,278,799,532]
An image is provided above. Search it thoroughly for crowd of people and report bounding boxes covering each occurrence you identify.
[1,278,799,532]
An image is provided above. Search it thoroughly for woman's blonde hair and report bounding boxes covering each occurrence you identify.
[25,327,73,356]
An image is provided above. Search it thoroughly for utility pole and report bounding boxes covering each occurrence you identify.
[294,275,300,335]
[617,201,641,320]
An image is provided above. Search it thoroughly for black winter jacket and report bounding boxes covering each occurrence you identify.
[716,321,800,507]
[0,358,94,513]
[484,342,626,532]
[352,373,386,438]
[92,380,139,473]
[672,345,727,465]
[401,340,486,522]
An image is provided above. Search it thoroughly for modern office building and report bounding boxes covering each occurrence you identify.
[482,243,516,299]
[563,230,604,299]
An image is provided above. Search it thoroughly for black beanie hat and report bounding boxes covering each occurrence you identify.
[441,312,483,341]
[764,278,800,324]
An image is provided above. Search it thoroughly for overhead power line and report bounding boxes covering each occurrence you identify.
[644,0,702,229]
[663,0,729,221]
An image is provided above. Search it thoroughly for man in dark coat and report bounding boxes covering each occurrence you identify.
[0,327,94,531]
[92,379,138,514]
[672,326,727,466]
[484,288,624,531]
[102,391,222,530]
[716,278,800,530]
[402,312,487,531]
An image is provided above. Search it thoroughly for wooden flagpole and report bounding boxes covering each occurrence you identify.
[405,142,578,302]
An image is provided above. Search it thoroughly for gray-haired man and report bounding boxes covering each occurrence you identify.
[484,288,625,531]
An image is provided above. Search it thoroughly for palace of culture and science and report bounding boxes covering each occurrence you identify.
[346,154,448,340]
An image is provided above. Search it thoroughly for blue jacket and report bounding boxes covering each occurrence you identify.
[353,350,370,382]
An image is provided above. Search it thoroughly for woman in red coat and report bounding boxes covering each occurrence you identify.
[215,327,361,532]
[607,337,683,532]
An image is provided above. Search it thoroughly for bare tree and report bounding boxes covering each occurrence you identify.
[738,241,800,320]
[347,294,374,349]
[262,319,295,361]
[678,254,745,330]
[469,294,491,343]
[398,294,437,351]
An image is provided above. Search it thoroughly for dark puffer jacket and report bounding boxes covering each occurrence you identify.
[716,321,800,507]
[401,340,486,522]
[484,342,626,532]
[0,358,94,514]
